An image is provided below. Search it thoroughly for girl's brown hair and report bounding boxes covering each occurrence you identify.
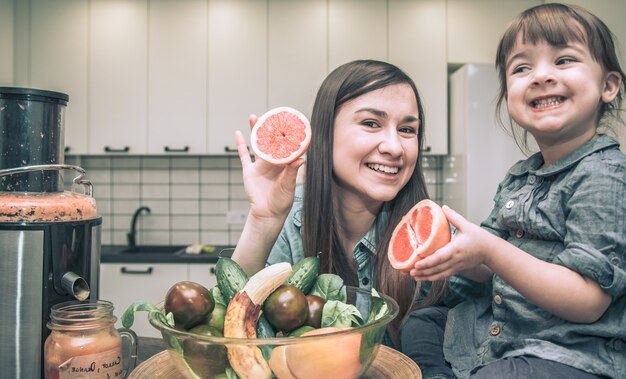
[302,60,446,345]
[495,3,625,151]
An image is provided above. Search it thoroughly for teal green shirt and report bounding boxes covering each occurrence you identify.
[444,135,626,379]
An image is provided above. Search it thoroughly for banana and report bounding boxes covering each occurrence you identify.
[223,262,292,379]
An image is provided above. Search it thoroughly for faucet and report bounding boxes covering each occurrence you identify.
[127,206,151,249]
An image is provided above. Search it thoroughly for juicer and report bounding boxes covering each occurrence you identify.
[0,87,102,378]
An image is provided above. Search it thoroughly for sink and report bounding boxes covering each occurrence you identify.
[119,245,186,254]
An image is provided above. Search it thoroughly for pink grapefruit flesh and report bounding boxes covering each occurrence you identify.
[388,199,451,272]
[251,106,311,165]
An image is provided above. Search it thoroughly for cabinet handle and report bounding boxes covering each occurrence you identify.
[224,146,251,154]
[64,146,71,153]
[423,146,432,153]
[120,266,153,275]
[104,146,130,153]
[210,267,216,274]
[164,146,189,153]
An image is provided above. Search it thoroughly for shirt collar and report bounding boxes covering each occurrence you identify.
[291,188,385,256]
[509,134,619,177]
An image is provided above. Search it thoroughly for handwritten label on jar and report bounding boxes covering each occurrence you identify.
[58,347,123,378]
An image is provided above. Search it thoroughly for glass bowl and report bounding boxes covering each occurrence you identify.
[148,286,399,379]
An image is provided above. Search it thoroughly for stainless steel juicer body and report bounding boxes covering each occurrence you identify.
[0,87,102,378]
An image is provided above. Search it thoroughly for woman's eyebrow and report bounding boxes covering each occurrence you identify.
[356,107,387,118]
[356,108,419,123]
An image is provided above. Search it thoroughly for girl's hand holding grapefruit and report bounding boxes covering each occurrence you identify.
[409,205,495,282]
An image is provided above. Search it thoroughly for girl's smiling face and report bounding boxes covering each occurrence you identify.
[505,33,621,157]
[331,83,420,205]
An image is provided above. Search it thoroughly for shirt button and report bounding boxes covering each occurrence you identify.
[505,200,514,209]
[528,175,536,184]
[515,229,525,238]
[610,256,621,265]
[361,277,370,286]
[494,295,502,305]
[490,325,501,336]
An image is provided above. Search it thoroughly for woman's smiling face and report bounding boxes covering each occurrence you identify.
[331,83,420,205]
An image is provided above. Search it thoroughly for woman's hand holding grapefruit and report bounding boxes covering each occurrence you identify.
[235,115,304,224]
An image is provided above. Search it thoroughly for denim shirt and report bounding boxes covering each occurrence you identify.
[266,186,377,291]
[443,135,626,379]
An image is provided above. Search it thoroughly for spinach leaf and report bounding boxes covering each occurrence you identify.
[366,288,388,324]
[321,300,363,328]
[309,273,347,302]
[121,302,174,338]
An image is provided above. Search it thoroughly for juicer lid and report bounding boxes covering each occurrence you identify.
[0,87,68,105]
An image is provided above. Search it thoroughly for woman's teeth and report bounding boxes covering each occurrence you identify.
[532,96,564,108]
[367,163,399,174]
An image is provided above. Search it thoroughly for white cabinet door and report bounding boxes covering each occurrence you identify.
[389,0,447,155]
[148,0,208,155]
[208,0,267,154]
[268,0,327,118]
[188,264,218,291]
[100,263,187,338]
[89,0,148,154]
[447,0,541,64]
[30,0,89,155]
[328,0,387,71]
[0,0,12,85]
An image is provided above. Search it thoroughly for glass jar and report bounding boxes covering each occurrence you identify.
[44,300,137,379]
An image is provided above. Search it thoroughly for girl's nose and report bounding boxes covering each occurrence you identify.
[532,63,556,86]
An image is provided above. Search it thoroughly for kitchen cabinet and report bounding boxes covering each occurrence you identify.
[89,0,148,154]
[30,0,89,155]
[208,0,268,154]
[188,263,219,290]
[100,262,217,338]
[389,0,448,155]
[148,0,208,154]
[0,0,14,85]
[446,0,541,64]
[267,0,327,118]
[328,0,387,71]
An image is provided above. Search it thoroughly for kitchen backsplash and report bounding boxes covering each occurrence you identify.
[65,155,444,246]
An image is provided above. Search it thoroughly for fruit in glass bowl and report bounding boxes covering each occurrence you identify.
[148,285,398,379]
[122,258,399,379]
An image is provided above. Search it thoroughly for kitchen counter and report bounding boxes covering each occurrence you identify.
[101,245,235,264]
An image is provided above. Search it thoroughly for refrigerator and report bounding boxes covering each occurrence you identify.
[443,64,527,225]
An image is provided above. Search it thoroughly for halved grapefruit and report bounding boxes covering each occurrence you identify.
[388,199,451,272]
[250,106,311,165]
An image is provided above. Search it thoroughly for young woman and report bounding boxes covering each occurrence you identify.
[232,60,475,345]
[406,4,626,378]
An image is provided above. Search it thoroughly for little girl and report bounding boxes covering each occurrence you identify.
[406,4,625,379]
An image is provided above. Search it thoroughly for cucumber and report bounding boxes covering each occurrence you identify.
[215,257,249,303]
[256,315,275,360]
[286,256,320,294]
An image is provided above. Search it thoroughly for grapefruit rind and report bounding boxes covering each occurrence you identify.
[251,106,312,165]
[388,199,451,272]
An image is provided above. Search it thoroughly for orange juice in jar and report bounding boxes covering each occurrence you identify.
[44,300,137,379]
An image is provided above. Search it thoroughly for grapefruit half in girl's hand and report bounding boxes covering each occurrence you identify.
[388,199,451,272]
[251,106,312,165]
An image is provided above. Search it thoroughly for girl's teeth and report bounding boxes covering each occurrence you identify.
[533,97,563,108]
[368,163,399,174]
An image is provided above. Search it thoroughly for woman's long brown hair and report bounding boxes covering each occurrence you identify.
[301,60,447,345]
